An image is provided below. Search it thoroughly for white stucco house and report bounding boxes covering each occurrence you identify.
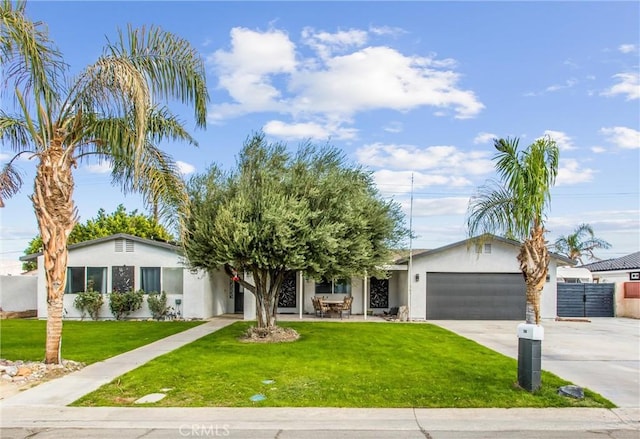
[22,233,573,321]
[396,235,573,320]
[21,234,231,320]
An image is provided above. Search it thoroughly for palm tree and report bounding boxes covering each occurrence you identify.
[0,1,208,363]
[553,224,611,265]
[467,137,559,325]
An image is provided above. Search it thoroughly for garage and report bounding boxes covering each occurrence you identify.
[426,272,526,320]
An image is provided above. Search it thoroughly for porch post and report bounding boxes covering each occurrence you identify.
[298,271,303,319]
[363,272,368,320]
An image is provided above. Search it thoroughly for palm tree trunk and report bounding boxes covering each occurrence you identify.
[517,224,549,325]
[31,144,77,364]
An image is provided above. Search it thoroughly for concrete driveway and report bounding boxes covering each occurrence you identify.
[433,318,640,408]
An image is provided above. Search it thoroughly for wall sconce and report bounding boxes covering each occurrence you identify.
[415,274,420,282]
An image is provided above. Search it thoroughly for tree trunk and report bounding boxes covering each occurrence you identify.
[31,143,77,364]
[253,269,284,330]
[517,224,549,325]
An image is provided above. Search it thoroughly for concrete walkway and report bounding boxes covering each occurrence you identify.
[0,316,638,438]
[1,317,236,407]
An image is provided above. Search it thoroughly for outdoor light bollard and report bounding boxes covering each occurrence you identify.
[517,323,544,392]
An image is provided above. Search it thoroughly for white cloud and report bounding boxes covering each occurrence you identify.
[542,130,577,151]
[85,162,111,174]
[601,72,640,100]
[373,169,471,194]
[289,46,484,119]
[556,159,595,186]
[355,142,493,175]
[263,120,358,141]
[209,27,296,118]
[590,146,607,153]
[208,26,484,131]
[176,161,196,175]
[404,197,469,217]
[600,126,640,149]
[525,78,578,97]
[473,132,497,144]
[368,25,406,37]
[618,44,637,54]
[545,78,578,93]
[301,27,368,59]
[383,121,403,133]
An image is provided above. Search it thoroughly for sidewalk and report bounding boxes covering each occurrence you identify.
[0,316,638,438]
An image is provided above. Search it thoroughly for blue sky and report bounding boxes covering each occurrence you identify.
[1,1,639,272]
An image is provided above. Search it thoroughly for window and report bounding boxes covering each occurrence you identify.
[65,267,85,294]
[334,278,351,294]
[140,267,161,293]
[139,267,183,294]
[65,266,107,293]
[315,279,332,295]
[315,278,351,295]
[162,267,184,295]
[87,267,107,293]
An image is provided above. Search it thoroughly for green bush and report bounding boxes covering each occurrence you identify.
[147,291,170,320]
[109,290,144,320]
[73,291,104,321]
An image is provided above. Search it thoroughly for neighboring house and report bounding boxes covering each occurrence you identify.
[557,266,593,283]
[22,233,574,321]
[580,252,640,318]
[581,252,640,284]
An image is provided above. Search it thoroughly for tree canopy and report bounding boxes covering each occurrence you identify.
[553,223,611,264]
[181,133,407,329]
[22,204,174,271]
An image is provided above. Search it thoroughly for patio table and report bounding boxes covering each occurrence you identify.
[320,300,344,318]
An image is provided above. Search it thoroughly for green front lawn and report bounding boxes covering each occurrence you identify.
[0,319,205,364]
[74,321,614,408]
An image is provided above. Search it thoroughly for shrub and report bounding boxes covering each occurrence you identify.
[109,290,144,320]
[147,291,170,320]
[73,291,104,321]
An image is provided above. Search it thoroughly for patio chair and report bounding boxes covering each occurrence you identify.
[340,296,353,319]
[312,296,329,318]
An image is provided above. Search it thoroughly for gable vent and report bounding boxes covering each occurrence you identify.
[115,239,123,252]
[126,239,134,252]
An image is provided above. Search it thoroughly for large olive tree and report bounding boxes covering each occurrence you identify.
[0,1,208,363]
[467,137,559,325]
[181,133,407,330]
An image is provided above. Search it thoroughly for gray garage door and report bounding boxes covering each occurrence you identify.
[426,272,526,320]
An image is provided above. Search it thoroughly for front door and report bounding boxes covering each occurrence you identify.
[234,282,244,313]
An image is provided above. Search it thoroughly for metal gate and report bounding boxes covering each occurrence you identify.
[557,283,614,317]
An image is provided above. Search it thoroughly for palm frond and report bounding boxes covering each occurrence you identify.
[0,110,38,151]
[0,0,64,108]
[0,161,24,206]
[106,25,209,127]
[466,180,519,239]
